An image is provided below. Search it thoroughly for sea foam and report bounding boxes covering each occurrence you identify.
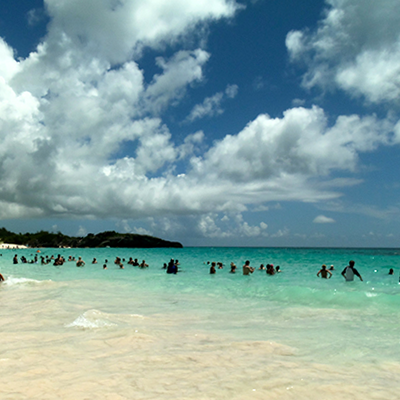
[66,309,117,329]
[3,276,49,286]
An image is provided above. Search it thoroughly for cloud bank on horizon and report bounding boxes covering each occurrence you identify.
[0,0,400,245]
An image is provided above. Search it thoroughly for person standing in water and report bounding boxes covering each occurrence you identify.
[210,262,216,274]
[229,262,237,273]
[242,260,255,275]
[166,259,178,274]
[76,257,85,267]
[341,260,363,281]
[317,264,332,279]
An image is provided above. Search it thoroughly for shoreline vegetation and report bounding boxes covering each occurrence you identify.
[0,228,183,249]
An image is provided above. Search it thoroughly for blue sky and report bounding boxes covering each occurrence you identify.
[0,0,400,247]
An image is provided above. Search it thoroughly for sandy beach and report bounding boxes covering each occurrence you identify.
[0,243,28,249]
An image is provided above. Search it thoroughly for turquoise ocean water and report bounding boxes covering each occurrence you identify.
[1,247,399,399]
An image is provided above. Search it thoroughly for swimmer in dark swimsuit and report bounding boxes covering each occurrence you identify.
[210,262,216,274]
[317,264,332,279]
[230,262,237,273]
[76,257,85,267]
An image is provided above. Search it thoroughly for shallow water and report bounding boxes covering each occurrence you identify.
[1,247,399,399]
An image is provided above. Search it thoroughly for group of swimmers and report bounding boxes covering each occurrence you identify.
[86,256,150,269]
[13,254,38,264]
[206,259,388,282]
[4,254,396,283]
[315,261,364,281]
[208,260,282,275]
[162,259,180,274]
[10,252,182,275]
[11,253,151,270]
[110,257,149,269]
[13,253,67,265]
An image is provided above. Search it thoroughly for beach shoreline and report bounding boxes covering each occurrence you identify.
[0,243,28,249]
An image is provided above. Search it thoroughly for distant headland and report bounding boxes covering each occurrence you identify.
[0,228,183,249]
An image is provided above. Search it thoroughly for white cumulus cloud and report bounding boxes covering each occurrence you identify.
[286,0,400,104]
[313,215,335,224]
[0,0,398,237]
[185,84,238,122]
